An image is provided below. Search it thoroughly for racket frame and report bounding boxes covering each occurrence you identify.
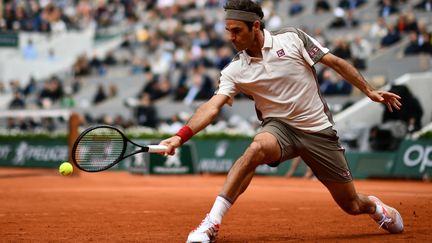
[71,125,160,172]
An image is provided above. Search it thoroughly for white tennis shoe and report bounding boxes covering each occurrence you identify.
[368,195,404,234]
[186,214,220,243]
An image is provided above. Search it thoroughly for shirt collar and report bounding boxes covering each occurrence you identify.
[242,29,272,64]
[262,29,273,49]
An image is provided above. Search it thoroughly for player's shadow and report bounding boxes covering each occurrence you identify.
[0,172,54,179]
[219,232,394,242]
[219,236,304,242]
[320,232,395,241]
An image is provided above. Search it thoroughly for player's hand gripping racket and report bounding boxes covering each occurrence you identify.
[71,125,167,172]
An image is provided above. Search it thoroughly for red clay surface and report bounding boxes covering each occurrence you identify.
[0,167,431,242]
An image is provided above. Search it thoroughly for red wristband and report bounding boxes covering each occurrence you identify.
[175,126,193,145]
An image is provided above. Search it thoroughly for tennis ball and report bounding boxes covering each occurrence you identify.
[59,162,73,176]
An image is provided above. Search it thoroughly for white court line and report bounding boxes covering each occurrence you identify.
[9,185,432,198]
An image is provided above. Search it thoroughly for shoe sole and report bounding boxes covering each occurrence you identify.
[186,240,214,243]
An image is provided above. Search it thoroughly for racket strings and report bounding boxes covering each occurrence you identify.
[74,128,125,171]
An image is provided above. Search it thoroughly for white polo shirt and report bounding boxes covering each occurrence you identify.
[217,28,332,132]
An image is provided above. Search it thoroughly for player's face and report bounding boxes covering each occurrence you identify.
[225,20,255,51]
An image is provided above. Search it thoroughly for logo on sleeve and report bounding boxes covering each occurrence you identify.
[276,49,285,57]
[308,47,320,58]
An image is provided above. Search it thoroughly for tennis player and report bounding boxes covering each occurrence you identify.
[160,1,404,242]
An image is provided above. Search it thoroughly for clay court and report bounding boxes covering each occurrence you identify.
[0,168,431,242]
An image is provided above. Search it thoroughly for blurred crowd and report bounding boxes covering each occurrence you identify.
[1,0,139,33]
[1,0,431,146]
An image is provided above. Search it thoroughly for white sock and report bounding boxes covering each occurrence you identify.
[209,196,232,224]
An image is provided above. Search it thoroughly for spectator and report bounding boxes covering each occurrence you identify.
[370,85,423,150]
[183,62,215,105]
[89,54,104,73]
[93,84,107,105]
[72,77,83,94]
[384,85,423,133]
[38,76,64,107]
[332,39,352,60]
[130,57,151,74]
[329,8,359,29]
[174,67,190,101]
[47,49,58,62]
[345,9,360,28]
[381,23,400,47]
[419,33,432,54]
[329,8,347,29]
[404,31,421,55]
[11,5,26,31]
[45,4,67,34]
[315,0,331,13]
[289,0,304,16]
[135,92,159,128]
[73,54,91,77]
[320,70,353,95]
[141,74,172,101]
[403,12,419,33]
[338,0,366,10]
[350,36,372,70]
[9,91,26,109]
[23,77,37,96]
[214,46,234,71]
[109,84,118,98]
[378,0,399,17]
[22,39,38,60]
[369,17,388,43]
[9,79,23,94]
[104,51,118,66]
[415,0,432,11]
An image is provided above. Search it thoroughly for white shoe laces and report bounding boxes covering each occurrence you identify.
[378,215,392,228]
[194,215,215,232]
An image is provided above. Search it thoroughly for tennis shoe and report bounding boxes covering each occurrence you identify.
[368,196,404,234]
[186,214,219,243]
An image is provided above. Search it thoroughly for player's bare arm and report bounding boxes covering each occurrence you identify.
[160,94,229,155]
[320,53,402,112]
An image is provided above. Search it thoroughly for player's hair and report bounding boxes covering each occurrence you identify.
[224,0,265,30]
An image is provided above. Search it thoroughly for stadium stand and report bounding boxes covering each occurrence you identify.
[0,0,431,150]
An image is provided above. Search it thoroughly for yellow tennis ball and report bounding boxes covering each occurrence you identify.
[59,162,73,176]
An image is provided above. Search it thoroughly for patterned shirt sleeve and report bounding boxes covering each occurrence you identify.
[294,28,329,66]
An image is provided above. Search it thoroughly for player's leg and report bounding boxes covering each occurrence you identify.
[320,180,375,215]
[298,126,403,234]
[285,156,302,178]
[186,132,281,243]
[303,166,314,179]
[321,180,404,234]
[220,131,281,202]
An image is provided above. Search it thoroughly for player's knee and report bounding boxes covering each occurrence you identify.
[244,141,265,164]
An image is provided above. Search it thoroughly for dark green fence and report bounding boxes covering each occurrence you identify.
[0,136,430,179]
[0,32,19,47]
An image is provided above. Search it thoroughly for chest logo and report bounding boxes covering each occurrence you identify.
[276,49,285,57]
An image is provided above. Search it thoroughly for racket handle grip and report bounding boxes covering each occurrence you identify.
[147,145,168,153]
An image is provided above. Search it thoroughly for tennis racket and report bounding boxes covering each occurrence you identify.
[71,125,167,172]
